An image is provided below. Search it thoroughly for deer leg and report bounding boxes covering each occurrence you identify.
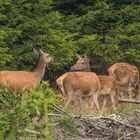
[87,95,94,114]
[101,96,107,115]
[128,80,137,99]
[63,99,70,109]
[110,92,117,111]
[59,84,67,107]
[61,90,68,107]
[21,88,27,100]
[61,97,67,107]
[93,95,101,115]
[61,96,65,107]
[128,88,133,100]
[64,94,75,109]
[79,97,85,114]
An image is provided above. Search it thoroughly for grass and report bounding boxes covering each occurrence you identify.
[61,94,140,117]
[55,116,77,134]
[1,83,140,140]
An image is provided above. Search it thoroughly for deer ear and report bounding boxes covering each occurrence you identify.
[38,49,44,55]
[33,48,39,55]
[84,55,89,62]
[76,54,81,59]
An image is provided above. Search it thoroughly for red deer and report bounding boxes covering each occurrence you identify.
[70,54,91,72]
[70,55,130,113]
[108,63,139,99]
[98,76,128,113]
[0,48,53,97]
[56,72,102,114]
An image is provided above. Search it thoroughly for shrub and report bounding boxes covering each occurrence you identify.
[0,81,60,140]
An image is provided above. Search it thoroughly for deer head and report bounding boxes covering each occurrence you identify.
[34,48,53,64]
[70,54,91,72]
[33,48,53,81]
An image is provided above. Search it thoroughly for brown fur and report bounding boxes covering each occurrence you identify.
[0,49,53,96]
[56,72,102,114]
[108,63,139,99]
[98,76,128,113]
[0,71,37,92]
[70,56,134,113]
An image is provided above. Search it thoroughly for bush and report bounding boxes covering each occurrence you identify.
[0,81,60,140]
[56,116,77,134]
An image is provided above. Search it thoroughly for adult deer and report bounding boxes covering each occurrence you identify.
[70,54,91,72]
[0,48,53,98]
[70,55,129,113]
[56,72,102,114]
[108,63,139,99]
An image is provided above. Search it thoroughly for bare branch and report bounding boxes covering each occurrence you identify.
[118,98,140,104]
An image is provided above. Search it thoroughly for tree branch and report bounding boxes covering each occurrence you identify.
[118,98,140,104]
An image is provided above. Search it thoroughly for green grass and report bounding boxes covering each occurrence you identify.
[1,83,140,140]
[0,82,60,140]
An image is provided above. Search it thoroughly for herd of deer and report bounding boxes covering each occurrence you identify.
[57,54,140,114]
[0,49,139,115]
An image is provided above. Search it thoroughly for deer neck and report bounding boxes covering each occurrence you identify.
[86,64,91,72]
[33,56,46,82]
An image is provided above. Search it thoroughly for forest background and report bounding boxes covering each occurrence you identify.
[0,0,140,139]
[0,0,140,83]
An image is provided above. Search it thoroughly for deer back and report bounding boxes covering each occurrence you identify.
[57,72,101,97]
[108,62,139,97]
[0,71,37,92]
[0,49,53,93]
[108,62,139,85]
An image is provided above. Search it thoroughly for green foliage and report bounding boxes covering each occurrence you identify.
[55,116,77,134]
[56,0,140,73]
[0,0,76,73]
[0,0,139,139]
[117,107,134,116]
[0,0,140,76]
[0,47,12,69]
[0,81,60,140]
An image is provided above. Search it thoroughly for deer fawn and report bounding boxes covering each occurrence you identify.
[108,62,139,99]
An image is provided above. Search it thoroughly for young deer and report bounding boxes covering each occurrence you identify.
[70,55,129,113]
[0,48,53,97]
[108,62,139,99]
[98,76,128,113]
[56,72,102,114]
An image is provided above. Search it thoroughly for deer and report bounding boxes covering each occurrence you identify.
[108,62,140,99]
[70,54,91,72]
[0,48,53,98]
[70,55,130,113]
[56,72,102,114]
[97,76,129,113]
